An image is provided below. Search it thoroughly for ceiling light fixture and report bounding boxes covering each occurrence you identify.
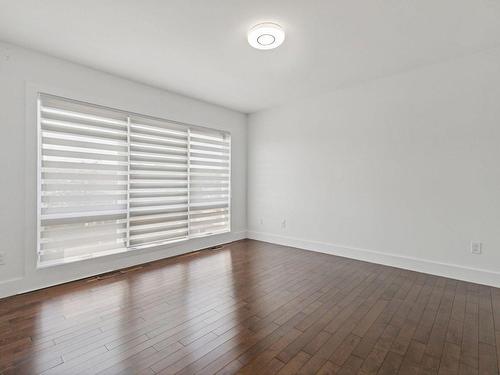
[248,22,285,50]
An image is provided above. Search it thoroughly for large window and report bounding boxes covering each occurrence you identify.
[37,94,231,266]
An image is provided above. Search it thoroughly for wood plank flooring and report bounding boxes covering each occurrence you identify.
[1,239,499,374]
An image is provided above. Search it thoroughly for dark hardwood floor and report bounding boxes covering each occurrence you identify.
[1,239,499,375]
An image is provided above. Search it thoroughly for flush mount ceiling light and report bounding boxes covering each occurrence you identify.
[248,22,285,50]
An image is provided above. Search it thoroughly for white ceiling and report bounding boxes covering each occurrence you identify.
[1,0,499,113]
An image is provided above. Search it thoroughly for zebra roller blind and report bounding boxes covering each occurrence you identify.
[128,116,189,247]
[38,94,231,266]
[189,129,231,237]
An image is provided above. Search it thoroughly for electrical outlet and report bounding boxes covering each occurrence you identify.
[259,218,263,225]
[0,252,5,265]
[281,219,287,230]
[470,241,482,255]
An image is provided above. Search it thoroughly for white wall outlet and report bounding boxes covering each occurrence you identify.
[470,241,482,255]
[0,252,5,265]
[259,218,263,225]
[281,219,287,230]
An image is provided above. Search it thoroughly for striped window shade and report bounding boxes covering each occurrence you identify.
[37,94,231,267]
[128,116,189,247]
[189,129,231,238]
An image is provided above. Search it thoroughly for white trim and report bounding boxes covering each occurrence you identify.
[0,230,247,299]
[126,115,131,248]
[247,231,500,288]
[187,128,192,235]
[36,94,42,266]
[35,91,232,267]
[227,133,232,233]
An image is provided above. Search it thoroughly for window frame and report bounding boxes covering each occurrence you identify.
[36,92,231,268]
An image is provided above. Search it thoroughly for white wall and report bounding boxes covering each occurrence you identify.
[0,42,247,298]
[248,47,500,287]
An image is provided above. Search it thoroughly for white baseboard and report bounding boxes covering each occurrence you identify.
[0,230,247,299]
[247,230,500,288]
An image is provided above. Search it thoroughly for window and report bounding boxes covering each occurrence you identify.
[37,94,230,266]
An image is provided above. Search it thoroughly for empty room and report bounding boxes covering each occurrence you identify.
[1,1,500,374]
